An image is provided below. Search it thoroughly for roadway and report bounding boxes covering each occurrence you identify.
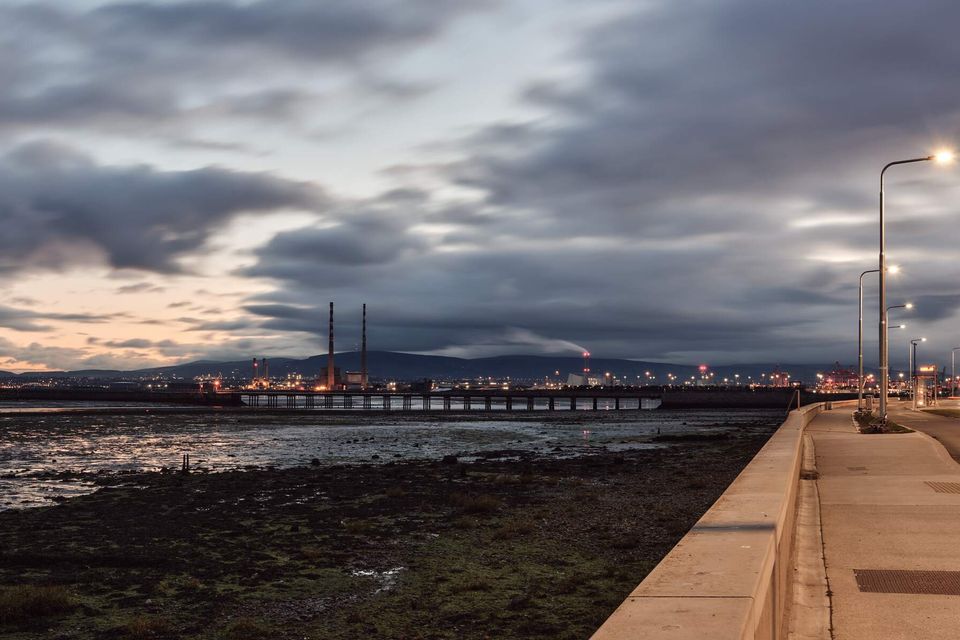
[888,398,960,461]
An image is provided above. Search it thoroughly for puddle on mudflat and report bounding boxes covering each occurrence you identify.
[351,567,406,594]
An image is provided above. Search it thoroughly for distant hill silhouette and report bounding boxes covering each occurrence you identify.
[2,351,877,384]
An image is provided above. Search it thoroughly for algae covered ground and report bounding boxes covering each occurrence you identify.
[0,417,779,639]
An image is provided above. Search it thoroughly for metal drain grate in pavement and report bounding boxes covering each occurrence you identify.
[854,569,960,595]
[925,481,960,494]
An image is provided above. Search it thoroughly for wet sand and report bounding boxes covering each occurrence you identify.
[0,409,781,509]
[0,414,779,639]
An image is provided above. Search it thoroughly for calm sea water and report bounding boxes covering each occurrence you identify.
[0,406,784,510]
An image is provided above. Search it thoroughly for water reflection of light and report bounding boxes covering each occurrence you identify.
[0,408,783,510]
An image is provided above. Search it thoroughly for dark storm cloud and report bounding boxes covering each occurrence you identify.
[0,304,119,332]
[242,189,437,289]
[100,338,155,349]
[0,1,486,132]
[450,1,960,241]
[239,0,960,363]
[0,141,322,273]
[185,319,264,332]
[116,282,165,294]
[905,294,960,322]
[89,0,479,63]
[246,211,427,275]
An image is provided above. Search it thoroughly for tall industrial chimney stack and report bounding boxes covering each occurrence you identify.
[361,303,367,390]
[326,302,335,389]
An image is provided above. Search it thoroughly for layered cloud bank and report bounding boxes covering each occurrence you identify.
[0,0,959,371]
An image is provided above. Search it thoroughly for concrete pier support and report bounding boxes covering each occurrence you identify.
[236,391,670,413]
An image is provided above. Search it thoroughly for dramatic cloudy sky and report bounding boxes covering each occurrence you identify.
[1,0,959,371]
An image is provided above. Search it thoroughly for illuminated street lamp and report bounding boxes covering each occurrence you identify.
[879,151,954,422]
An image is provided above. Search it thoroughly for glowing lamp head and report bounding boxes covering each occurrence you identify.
[887,264,901,274]
[933,149,956,164]
[905,302,914,309]
[922,337,928,342]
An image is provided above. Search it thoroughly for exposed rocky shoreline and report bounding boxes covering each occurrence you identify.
[0,419,779,639]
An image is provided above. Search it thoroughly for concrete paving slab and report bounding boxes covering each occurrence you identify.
[820,504,960,569]
[817,476,960,505]
[630,525,775,597]
[591,596,755,640]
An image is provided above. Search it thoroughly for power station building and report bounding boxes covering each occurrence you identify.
[322,302,369,391]
[248,302,369,390]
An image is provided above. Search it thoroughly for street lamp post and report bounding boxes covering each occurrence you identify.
[879,151,954,423]
[859,267,899,410]
[884,303,912,406]
[952,347,960,398]
[910,337,926,407]
[858,268,880,411]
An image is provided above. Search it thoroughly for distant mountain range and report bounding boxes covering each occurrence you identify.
[1,351,891,384]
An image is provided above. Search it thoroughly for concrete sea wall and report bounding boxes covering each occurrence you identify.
[591,402,827,639]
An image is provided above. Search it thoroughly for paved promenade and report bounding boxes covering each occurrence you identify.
[805,407,960,639]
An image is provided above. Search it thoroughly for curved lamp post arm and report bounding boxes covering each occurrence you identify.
[879,157,933,423]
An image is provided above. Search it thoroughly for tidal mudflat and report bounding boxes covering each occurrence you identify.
[0,410,781,639]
